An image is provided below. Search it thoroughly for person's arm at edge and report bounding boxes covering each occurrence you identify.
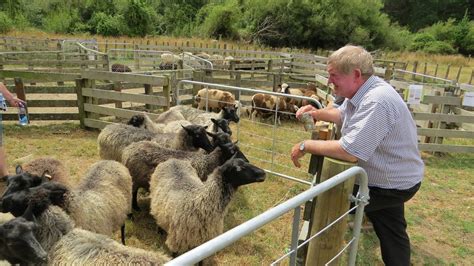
[0,82,24,107]
[310,107,342,126]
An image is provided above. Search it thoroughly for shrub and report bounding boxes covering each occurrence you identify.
[409,33,436,51]
[88,12,126,36]
[42,11,77,33]
[423,41,457,54]
[0,12,13,34]
[198,5,238,39]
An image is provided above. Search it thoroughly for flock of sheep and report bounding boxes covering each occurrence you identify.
[0,103,267,265]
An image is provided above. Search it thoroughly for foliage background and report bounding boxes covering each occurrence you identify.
[0,0,473,55]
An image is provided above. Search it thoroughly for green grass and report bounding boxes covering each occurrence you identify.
[2,121,473,265]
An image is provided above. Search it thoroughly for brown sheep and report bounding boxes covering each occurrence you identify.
[195,88,235,112]
[250,93,297,124]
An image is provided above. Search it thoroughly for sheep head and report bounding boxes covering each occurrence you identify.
[0,181,68,217]
[222,106,240,123]
[221,158,266,188]
[210,118,232,135]
[127,114,146,128]
[0,217,48,264]
[182,124,214,152]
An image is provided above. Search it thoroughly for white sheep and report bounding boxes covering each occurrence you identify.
[149,157,266,256]
[167,104,240,127]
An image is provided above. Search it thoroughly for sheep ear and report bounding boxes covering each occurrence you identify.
[211,118,217,124]
[16,165,23,174]
[233,140,239,145]
[203,125,209,129]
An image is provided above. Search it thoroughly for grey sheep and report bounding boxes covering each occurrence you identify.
[122,132,246,211]
[0,187,170,265]
[164,104,240,126]
[0,160,132,244]
[98,118,214,161]
[149,157,266,255]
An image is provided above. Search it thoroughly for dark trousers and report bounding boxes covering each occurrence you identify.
[353,182,421,266]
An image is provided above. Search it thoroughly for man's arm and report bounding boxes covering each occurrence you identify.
[291,139,357,168]
[296,104,342,126]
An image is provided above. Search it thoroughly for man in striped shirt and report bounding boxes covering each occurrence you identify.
[291,45,424,265]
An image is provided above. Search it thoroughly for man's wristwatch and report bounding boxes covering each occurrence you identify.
[299,141,305,153]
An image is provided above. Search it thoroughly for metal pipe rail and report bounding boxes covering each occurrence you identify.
[166,166,369,265]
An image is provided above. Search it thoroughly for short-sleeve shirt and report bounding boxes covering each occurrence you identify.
[338,76,424,190]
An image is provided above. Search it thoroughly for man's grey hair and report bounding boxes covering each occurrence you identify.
[327,45,374,77]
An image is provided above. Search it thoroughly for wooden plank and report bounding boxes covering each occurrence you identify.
[412,112,474,123]
[1,113,78,120]
[2,59,108,66]
[0,70,80,82]
[418,143,474,153]
[82,87,168,106]
[25,100,77,107]
[81,70,168,86]
[422,95,462,106]
[417,128,474,138]
[84,104,160,120]
[83,118,113,130]
[20,86,77,94]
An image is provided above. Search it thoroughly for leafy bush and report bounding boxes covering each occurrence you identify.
[409,33,436,51]
[423,41,457,54]
[42,10,78,33]
[123,0,156,37]
[88,12,126,36]
[198,4,238,39]
[0,12,13,33]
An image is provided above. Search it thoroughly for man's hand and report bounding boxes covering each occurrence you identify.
[291,142,305,168]
[295,105,316,120]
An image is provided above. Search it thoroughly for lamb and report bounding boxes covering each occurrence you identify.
[0,160,132,244]
[250,93,298,124]
[98,116,214,161]
[0,186,171,265]
[195,88,236,112]
[149,157,266,255]
[122,132,245,211]
[111,63,132,73]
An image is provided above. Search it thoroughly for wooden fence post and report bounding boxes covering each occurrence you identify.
[163,76,170,111]
[14,78,26,102]
[305,157,356,266]
[113,82,123,109]
[75,79,86,129]
[412,61,418,80]
[445,64,451,79]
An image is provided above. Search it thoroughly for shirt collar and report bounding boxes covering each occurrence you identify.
[348,75,378,107]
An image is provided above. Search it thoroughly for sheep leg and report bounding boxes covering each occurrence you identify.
[121,224,126,245]
[132,189,141,211]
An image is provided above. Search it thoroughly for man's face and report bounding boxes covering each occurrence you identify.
[327,64,358,98]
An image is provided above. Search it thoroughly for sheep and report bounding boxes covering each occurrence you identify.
[111,63,132,73]
[149,157,265,255]
[98,116,214,161]
[154,108,186,124]
[250,93,298,124]
[122,132,245,211]
[168,104,240,127]
[163,118,231,136]
[195,88,236,112]
[0,186,171,265]
[0,161,132,244]
[20,157,70,187]
[127,112,164,134]
[280,83,323,109]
